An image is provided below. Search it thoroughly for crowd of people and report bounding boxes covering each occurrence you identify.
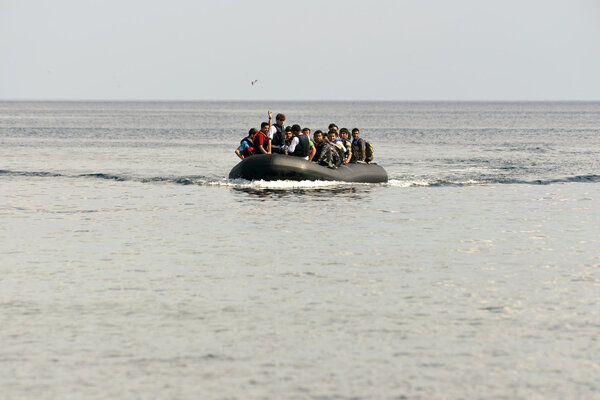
[235,111,373,169]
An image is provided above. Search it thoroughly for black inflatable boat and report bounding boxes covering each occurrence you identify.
[229,154,388,183]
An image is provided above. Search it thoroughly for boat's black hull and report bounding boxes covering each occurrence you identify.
[229,154,388,183]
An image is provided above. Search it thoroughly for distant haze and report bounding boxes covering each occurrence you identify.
[1,0,599,101]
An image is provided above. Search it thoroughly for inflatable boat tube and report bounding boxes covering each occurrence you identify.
[229,154,388,183]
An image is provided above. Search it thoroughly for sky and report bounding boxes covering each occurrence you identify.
[1,0,599,101]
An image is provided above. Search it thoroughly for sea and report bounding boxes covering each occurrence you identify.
[1,101,599,399]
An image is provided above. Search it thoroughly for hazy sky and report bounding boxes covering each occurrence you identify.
[1,0,599,100]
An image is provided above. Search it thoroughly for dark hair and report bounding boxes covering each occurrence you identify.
[328,123,338,130]
[352,128,360,133]
[248,128,258,136]
[276,113,286,121]
[302,127,311,133]
[328,129,337,135]
[261,122,270,129]
[339,127,349,134]
[285,125,292,132]
[291,124,301,133]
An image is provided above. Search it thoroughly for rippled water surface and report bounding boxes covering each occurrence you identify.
[1,101,600,399]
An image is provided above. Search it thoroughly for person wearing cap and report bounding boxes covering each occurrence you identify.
[286,124,310,160]
[268,113,286,154]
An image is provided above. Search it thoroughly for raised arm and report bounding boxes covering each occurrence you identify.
[266,111,272,153]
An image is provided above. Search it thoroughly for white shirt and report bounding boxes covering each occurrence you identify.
[333,138,347,152]
[267,125,278,140]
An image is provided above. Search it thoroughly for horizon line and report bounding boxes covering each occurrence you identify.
[2,98,600,103]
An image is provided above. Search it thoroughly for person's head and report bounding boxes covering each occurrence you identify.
[328,129,338,141]
[339,128,349,140]
[291,124,302,135]
[275,113,286,126]
[260,122,270,133]
[328,123,338,132]
[284,130,293,142]
[352,128,360,139]
[248,128,258,138]
[302,127,311,136]
[314,130,323,143]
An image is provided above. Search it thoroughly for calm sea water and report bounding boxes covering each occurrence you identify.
[1,101,599,399]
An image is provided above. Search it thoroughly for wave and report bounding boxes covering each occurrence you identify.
[387,174,600,187]
[0,169,360,189]
[2,169,600,188]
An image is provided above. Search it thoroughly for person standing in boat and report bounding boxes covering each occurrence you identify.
[286,124,310,160]
[268,113,286,154]
[252,112,272,155]
[350,128,366,163]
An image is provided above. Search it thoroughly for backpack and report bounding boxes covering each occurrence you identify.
[364,140,374,162]
[240,137,253,146]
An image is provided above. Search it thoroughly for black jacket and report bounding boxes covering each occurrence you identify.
[314,142,343,169]
[314,142,335,169]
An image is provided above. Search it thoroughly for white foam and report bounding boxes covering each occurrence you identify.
[386,179,487,187]
[230,179,358,190]
[387,179,431,187]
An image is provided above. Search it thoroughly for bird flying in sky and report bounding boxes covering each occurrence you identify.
[251,80,258,86]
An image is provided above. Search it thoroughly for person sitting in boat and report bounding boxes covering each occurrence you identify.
[268,113,286,154]
[339,128,353,164]
[303,127,316,161]
[312,130,324,161]
[350,128,366,163]
[328,130,346,167]
[286,124,310,160]
[329,130,344,150]
[252,116,272,155]
[312,130,337,169]
[282,126,293,154]
[235,128,257,160]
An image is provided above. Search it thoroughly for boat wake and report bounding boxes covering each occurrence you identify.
[2,169,600,188]
[387,174,600,187]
